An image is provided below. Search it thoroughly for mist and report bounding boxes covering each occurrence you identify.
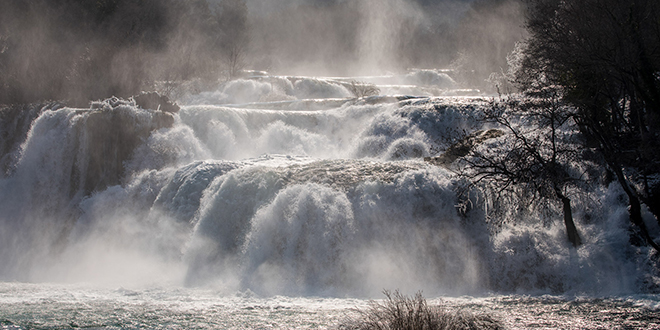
[246,0,526,79]
[0,0,534,292]
[2,1,660,328]
[0,0,536,294]
[0,0,526,105]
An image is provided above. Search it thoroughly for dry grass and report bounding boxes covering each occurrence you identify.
[339,291,504,330]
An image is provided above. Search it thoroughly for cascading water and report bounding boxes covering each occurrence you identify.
[1,72,659,329]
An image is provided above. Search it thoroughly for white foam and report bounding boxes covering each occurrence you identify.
[0,81,657,297]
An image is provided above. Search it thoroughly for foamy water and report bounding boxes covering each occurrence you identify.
[2,283,659,329]
[0,72,658,328]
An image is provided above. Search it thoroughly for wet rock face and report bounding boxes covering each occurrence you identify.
[74,98,176,196]
[133,92,180,113]
[79,109,144,194]
[0,103,58,177]
[425,129,505,166]
[1,97,177,197]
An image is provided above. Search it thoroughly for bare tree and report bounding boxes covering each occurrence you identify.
[214,0,250,80]
[462,89,584,247]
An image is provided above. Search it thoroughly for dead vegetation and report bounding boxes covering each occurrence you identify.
[346,80,381,98]
[339,291,503,330]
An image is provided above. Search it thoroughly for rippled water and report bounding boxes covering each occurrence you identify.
[1,283,659,329]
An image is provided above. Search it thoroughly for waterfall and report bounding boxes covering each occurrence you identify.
[0,74,653,296]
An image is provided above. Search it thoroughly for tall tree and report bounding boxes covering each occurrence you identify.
[518,0,660,251]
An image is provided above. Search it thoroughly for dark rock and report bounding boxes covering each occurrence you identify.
[134,91,180,113]
[72,98,177,196]
[0,103,60,177]
[425,129,505,166]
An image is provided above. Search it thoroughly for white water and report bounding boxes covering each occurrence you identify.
[1,71,659,328]
[2,283,659,329]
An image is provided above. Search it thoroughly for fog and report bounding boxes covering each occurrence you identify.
[0,0,526,104]
[246,0,525,78]
[2,0,659,304]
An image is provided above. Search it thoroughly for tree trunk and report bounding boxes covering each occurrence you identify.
[627,190,660,253]
[610,165,660,253]
[640,185,660,228]
[559,194,581,248]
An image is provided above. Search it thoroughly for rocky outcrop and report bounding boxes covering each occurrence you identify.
[425,129,505,166]
[73,97,176,196]
[0,103,61,177]
[134,91,180,113]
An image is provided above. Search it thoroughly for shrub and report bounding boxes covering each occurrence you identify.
[339,291,503,330]
[347,80,380,98]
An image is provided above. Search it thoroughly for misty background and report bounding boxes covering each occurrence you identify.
[0,0,525,105]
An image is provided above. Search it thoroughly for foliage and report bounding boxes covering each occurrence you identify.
[517,0,660,251]
[0,0,175,104]
[0,0,528,102]
[0,0,250,105]
[339,291,503,330]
